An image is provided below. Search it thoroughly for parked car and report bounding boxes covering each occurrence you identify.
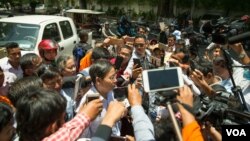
[0,15,79,56]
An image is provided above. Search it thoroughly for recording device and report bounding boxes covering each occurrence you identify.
[113,86,128,101]
[113,86,130,108]
[142,67,184,93]
[110,135,127,141]
[86,93,100,103]
[114,56,124,70]
[133,58,142,68]
[201,17,249,44]
[196,84,250,130]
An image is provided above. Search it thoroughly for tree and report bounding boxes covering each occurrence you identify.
[79,0,87,9]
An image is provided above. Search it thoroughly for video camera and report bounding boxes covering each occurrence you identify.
[196,84,250,129]
[201,17,250,44]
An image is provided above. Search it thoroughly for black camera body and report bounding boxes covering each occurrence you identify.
[196,89,250,129]
[201,17,248,44]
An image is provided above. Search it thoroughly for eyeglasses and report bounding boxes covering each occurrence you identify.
[134,43,145,48]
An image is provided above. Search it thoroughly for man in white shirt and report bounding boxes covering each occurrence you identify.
[124,34,152,77]
[0,42,22,78]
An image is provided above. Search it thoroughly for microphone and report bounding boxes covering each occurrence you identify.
[228,31,250,44]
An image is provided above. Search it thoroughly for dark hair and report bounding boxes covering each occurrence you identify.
[7,76,42,107]
[16,88,66,141]
[134,34,147,42]
[37,64,61,81]
[91,47,111,62]
[213,57,227,69]
[6,42,19,53]
[78,30,88,38]
[197,62,214,77]
[20,53,40,73]
[168,34,176,41]
[154,118,177,141]
[89,59,114,84]
[0,102,13,132]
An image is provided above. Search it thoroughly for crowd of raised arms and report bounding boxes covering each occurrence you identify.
[1,18,250,141]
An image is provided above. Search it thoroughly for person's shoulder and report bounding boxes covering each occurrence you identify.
[4,71,17,81]
[0,57,8,65]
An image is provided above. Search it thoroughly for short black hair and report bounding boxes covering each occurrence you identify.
[78,30,88,38]
[37,64,61,81]
[8,76,42,107]
[6,42,19,53]
[154,118,178,141]
[91,47,111,62]
[89,59,114,84]
[16,88,66,141]
[134,34,147,42]
[20,53,39,72]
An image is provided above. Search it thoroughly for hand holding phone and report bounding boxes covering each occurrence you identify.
[86,93,100,103]
[115,56,124,70]
[113,86,128,101]
[113,86,130,108]
[133,58,142,68]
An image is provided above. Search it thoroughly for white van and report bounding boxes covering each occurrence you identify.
[0,15,79,56]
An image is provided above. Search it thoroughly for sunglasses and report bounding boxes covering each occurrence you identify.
[134,43,145,48]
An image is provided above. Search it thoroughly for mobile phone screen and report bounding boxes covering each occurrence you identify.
[115,56,124,70]
[133,58,142,68]
[86,93,99,103]
[113,86,128,101]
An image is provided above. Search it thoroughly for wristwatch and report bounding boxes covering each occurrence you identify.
[239,53,246,59]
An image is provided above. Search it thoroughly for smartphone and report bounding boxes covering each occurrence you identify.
[86,93,100,103]
[113,86,128,101]
[142,67,184,93]
[133,58,142,68]
[115,56,124,70]
[110,135,127,141]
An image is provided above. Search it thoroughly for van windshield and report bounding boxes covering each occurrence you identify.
[0,22,40,51]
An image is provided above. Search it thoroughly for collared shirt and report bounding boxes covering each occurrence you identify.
[124,49,152,76]
[42,113,91,141]
[0,57,23,78]
[77,85,121,138]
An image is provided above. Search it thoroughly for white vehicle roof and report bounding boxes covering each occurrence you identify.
[0,15,71,25]
[66,9,105,14]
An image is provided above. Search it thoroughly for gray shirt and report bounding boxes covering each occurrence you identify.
[131,105,155,141]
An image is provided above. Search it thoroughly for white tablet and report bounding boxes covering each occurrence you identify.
[142,67,184,93]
